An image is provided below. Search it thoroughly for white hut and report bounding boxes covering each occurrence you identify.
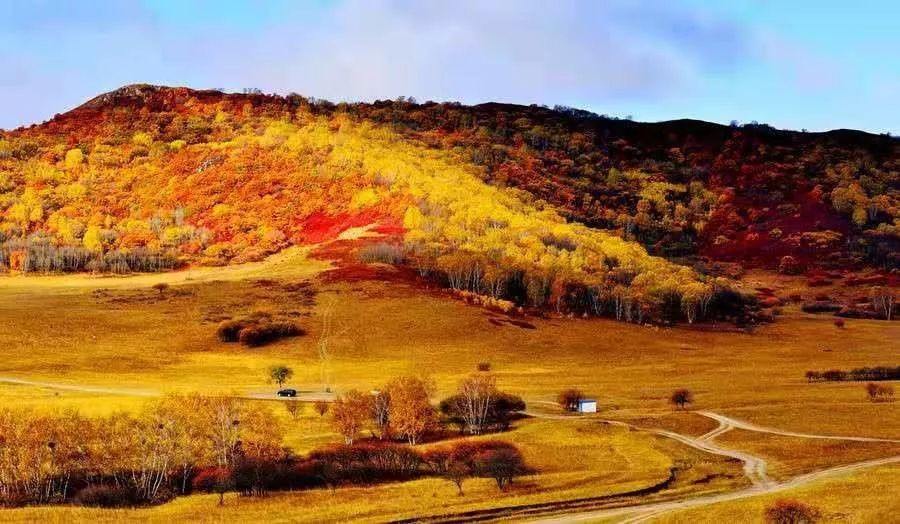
[576,399,597,413]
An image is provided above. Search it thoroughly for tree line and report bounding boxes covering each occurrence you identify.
[0,392,527,508]
[805,366,900,383]
[329,372,526,446]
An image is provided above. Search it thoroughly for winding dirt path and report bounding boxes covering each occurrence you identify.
[528,455,900,524]
[524,410,773,487]
[698,411,900,443]
[520,410,900,523]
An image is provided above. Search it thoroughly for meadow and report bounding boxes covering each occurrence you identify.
[0,248,897,521]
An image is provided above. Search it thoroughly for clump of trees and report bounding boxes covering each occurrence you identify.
[424,440,527,493]
[330,376,437,445]
[0,395,282,507]
[217,311,304,347]
[0,239,179,274]
[805,366,900,383]
[439,372,526,434]
[331,373,525,447]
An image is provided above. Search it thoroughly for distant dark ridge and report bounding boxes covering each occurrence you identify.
[65,83,897,142]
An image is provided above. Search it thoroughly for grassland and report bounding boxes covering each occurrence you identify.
[654,463,900,523]
[0,248,897,521]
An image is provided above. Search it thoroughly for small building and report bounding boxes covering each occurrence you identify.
[576,399,597,413]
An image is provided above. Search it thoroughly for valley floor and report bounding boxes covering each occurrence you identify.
[0,249,897,521]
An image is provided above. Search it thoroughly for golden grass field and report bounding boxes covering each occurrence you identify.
[655,463,900,523]
[0,248,897,521]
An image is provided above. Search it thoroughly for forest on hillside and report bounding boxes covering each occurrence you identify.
[0,85,896,323]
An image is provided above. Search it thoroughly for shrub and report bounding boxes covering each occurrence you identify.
[306,443,426,485]
[217,319,249,342]
[833,318,845,329]
[222,319,304,347]
[192,467,233,506]
[866,382,895,402]
[778,256,803,275]
[801,301,841,313]
[74,485,143,508]
[765,499,820,523]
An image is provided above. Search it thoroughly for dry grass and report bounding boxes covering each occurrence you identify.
[654,463,900,523]
[715,429,900,480]
[0,252,897,521]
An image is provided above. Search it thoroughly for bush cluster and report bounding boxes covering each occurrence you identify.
[216,313,304,347]
[192,440,527,497]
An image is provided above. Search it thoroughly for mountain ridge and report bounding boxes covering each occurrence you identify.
[9,83,894,142]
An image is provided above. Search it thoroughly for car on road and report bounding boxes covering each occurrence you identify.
[277,388,297,397]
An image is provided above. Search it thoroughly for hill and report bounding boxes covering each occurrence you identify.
[0,84,897,322]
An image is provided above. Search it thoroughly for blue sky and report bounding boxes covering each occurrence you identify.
[1,0,897,133]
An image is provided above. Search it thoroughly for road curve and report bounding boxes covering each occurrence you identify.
[697,411,900,443]
[524,410,773,487]
[521,410,900,523]
[528,455,900,524]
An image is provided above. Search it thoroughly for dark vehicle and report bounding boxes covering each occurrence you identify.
[277,388,297,397]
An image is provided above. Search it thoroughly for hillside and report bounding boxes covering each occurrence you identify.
[0,84,897,322]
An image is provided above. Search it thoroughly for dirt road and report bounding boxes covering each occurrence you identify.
[521,410,900,523]
[527,455,900,524]
[0,376,334,402]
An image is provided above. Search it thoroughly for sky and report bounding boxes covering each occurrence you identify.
[1,0,898,134]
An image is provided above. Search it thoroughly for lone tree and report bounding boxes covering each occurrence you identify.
[314,400,330,417]
[268,365,294,389]
[558,388,584,412]
[764,499,820,524]
[670,388,694,410]
[474,445,527,491]
[284,399,302,419]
